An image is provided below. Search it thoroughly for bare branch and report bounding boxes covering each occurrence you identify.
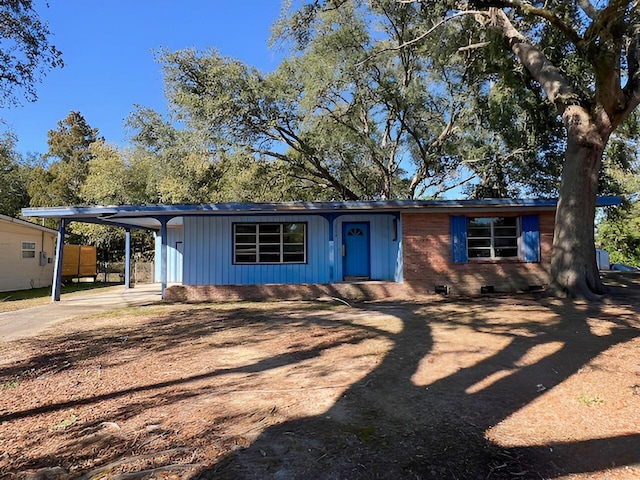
[356,11,481,67]
[584,0,630,44]
[458,42,491,52]
[577,0,598,19]
[415,171,476,199]
[622,0,640,120]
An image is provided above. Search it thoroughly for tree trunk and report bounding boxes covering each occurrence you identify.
[548,106,608,299]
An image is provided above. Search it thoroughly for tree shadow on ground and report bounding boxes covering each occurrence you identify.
[0,304,385,473]
[0,303,347,382]
[198,288,640,479]
[1,287,639,479]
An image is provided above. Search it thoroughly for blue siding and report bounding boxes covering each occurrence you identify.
[158,213,400,286]
[183,215,331,285]
[521,214,541,263]
[154,227,183,282]
[451,216,468,263]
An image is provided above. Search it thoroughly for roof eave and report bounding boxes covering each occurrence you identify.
[21,196,622,223]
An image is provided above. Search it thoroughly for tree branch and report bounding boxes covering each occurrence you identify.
[480,9,580,114]
[419,172,477,199]
[577,0,598,19]
[623,0,640,117]
[584,0,629,44]
[500,0,584,47]
[356,11,480,67]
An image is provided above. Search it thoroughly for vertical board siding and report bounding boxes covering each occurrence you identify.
[335,214,399,281]
[168,227,184,283]
[183,215,331,285]
[178,213,399,285]
[155,228,184,283]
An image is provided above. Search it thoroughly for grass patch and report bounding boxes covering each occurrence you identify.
[575,394,605,406]
[49,413,77,431]
[1,282,123,302]
[0,283,124,313]
[1,378,20,390]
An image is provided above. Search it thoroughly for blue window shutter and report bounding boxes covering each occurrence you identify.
[450,216,468,263]
[521,215,541,262]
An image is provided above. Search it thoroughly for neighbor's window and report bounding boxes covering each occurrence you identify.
[234,223,306,264]
[467,217,519,259]
[21,241,36,259]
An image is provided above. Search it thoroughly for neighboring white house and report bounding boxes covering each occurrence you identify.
[0,214,57,293]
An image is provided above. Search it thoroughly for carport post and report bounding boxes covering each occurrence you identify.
[51,219,67,302]
[160,217,168,299]
[124,228,131,289]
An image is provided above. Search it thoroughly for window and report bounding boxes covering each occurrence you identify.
[467,217,519,259]
[234,223,306,264]
[22,241,36,259]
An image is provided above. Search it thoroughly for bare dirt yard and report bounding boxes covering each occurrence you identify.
[1,278,639,479]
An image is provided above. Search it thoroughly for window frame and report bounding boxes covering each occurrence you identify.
[21,241,37,259]
[466,216,521,260]
[233,222,307,265]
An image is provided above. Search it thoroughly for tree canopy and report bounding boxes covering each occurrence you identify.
[271,0,640,299]
[28,111,100,207]
[0,0,62,105]
[0,130,29,216]
[597,162,640,267]
[146,2,548,201]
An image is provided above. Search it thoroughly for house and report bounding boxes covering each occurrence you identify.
[0,214,56,293]
[21,197,620,301]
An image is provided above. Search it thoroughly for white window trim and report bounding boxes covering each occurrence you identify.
[21,241,37,259]
[467,217,521,260]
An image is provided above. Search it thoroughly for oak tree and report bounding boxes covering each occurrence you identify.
[0,0,62,105]
[288,0,640,298]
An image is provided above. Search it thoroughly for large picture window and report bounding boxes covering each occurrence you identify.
[467,217,519,259]
[21,241,36,259]
[234,223,306,264]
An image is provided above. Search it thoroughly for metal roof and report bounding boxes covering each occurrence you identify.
[0,213,58,234]
[21,196,622,231]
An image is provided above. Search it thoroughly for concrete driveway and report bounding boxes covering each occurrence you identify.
[0,283,163,342]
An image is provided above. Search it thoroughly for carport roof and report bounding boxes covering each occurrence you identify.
[22,196,622,231]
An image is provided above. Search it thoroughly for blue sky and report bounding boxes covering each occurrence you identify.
[1,1,284,155]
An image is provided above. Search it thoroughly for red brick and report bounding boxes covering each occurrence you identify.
[402,212,554,295]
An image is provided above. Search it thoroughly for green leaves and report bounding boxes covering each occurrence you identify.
[0,0,63,105]
[0,131,30,216]
[26,111,102,208]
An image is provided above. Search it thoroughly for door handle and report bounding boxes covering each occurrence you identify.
[342,245,346,257]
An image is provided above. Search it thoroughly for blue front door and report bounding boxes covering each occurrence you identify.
[343,222,370,279]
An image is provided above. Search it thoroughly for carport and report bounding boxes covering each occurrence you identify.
[22,201,409,302]
[22,205,186,301]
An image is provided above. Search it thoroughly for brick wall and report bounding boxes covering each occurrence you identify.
[402,211,555,295]
[165,282,410,303]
